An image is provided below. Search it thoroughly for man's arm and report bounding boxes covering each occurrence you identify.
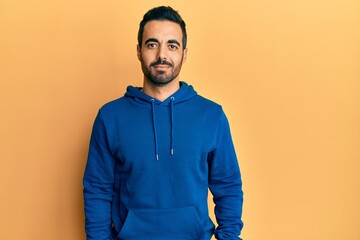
[83,111,116,240]
[208,110,244,240]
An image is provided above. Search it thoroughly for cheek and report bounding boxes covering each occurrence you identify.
[139,55,150,66]
[140,52,156,65]
[174,54,185,65]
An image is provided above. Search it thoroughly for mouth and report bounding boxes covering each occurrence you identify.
[150,60,173,68]
[152,64,170,69]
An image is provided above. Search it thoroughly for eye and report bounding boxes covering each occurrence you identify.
[168,44,179,50]
[147,43,158,49]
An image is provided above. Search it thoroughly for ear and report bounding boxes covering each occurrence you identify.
[137,45,141,61]
[182,48,188,64]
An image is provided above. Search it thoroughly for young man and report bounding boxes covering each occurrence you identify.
[83,6,244,240]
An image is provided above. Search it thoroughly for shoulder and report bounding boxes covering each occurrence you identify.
[96,96,130,118]
[99,96,127,110]
[192,94,224,113]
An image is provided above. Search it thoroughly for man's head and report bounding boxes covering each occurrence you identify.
[138,6,187,50]
[137,6,188,86]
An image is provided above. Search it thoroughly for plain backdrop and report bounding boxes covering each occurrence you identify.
[0,0,359,239]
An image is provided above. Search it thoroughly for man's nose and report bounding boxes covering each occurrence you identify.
[157,45,167,61]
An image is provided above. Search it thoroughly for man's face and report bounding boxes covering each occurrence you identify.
[137,20,187,86]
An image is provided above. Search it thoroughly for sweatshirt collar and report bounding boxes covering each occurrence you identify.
[124,81,197,106]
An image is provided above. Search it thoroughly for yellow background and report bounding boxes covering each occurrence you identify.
[1,0,359,239]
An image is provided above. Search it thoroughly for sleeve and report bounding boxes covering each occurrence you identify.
[83,110,116,240]
[208,110,244,240]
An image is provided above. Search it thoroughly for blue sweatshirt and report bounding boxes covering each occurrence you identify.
[83,82,243,240]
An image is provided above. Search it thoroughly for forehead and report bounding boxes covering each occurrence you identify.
[142,20,183,44]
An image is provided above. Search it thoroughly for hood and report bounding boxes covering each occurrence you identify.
[124,81,197,160]
[124,81,197,106]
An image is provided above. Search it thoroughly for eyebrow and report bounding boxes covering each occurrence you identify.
[144,38,159,45]
[144,38,181,47]
[168,39,181,47]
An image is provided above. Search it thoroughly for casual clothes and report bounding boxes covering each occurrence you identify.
[83,82,243,239]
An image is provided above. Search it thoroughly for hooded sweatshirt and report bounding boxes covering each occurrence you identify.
[83,82,243,240]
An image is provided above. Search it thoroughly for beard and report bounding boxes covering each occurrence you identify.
[141,57,184,86]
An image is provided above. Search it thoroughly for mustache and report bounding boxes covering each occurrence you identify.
[150,60,173,67]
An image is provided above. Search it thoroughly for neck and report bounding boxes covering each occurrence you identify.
[142,78,180,102]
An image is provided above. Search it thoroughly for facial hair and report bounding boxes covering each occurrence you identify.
[141,57,184,86]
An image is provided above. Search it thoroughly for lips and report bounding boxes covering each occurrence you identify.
[153,64,170,69]
[150,60,173,68]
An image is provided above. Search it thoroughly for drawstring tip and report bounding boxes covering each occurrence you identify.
[170,149,174,155]
[156,154,159,160]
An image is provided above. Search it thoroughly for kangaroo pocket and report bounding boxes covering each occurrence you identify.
[117,206,205,240]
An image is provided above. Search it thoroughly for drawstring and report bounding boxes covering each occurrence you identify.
[150,97,175,160]
[150,99,159,160]
[170,97,175,156]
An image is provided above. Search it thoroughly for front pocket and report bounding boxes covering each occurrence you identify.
[118,206,205,240]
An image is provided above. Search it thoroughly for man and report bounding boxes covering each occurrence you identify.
[83,6,243,240]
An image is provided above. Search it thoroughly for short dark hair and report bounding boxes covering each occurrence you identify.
[138,6,187,49]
